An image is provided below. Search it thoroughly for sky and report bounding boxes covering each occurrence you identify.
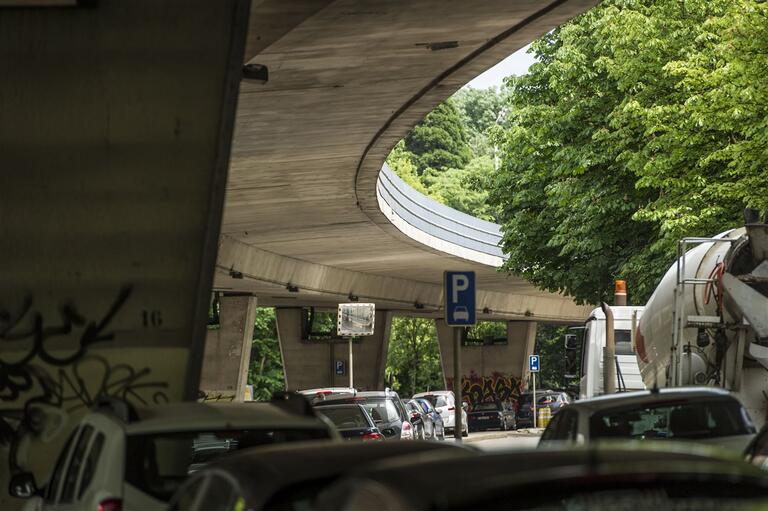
[464,43,537,89]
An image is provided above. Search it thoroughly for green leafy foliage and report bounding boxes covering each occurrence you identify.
[489,0,766,304]
[404,99,472,175]
[248,308,286,400]
[385,317,444,397]
[534,325,569,391]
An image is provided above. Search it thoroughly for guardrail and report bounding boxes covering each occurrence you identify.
[376,163,505,260]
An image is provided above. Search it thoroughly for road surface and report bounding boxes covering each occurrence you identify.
[446,429,543,451]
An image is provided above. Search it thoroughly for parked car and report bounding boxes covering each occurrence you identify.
[314,390,414,440]
[405,400,428,439]
[412,390,468,437]
[516,390,570,428]
[539,387,756,452]
[314,404,383,441]
[9,396,338,511]
[166,440,473,511]
[319,443,768,511]
[415,398,445,441]
[467,401,516,432]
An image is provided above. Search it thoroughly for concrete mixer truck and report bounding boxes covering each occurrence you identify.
[637,210,768,426]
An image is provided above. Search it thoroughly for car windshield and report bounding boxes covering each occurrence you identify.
[474,403,499,411]
[317,407,370,429]
[590,398,753,440]
[124,428,329,501]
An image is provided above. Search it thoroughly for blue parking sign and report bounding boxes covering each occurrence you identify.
[444,271,476,326]
[529,355,540,373]
[335,360,345,376]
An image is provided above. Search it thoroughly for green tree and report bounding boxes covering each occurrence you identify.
[489,0,761,305]
[248,308,285,400]
[385,317,444,397]
[452,86,506,156]
[533,325,569,391]
[404,99,472,175]
[421,156,499,221]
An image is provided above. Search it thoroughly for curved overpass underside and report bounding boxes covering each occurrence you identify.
[216,0,597,322]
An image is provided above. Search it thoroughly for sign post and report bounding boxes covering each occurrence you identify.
[444,271,476,442]
[337,303,375,389]
[529,354,540,428]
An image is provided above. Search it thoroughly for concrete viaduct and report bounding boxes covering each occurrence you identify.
[1,0,596,502]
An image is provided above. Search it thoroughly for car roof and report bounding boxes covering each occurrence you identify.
[321,443,764,510]
[566,387,738,413]
[124,402,329,435]
[314,391,398,404]
[198,440,474,509]
[413,391,452,397]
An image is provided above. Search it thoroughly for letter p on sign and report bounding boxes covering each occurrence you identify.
[452,274,469,303]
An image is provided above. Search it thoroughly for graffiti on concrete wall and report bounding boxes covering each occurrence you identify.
[0,286,170,473]
[446,371,524,411]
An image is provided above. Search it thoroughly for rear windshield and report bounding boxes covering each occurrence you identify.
[590,398,754,440]
[316,407,370,429]
[320,397,401,422]
[474,403,499,412]
[125,428,330,501]
[421,395,448,408]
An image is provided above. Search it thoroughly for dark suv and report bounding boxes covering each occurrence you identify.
[516,390,571,428]
[314,390,414,440]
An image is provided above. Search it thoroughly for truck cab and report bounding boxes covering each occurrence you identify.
[565,306,645,399]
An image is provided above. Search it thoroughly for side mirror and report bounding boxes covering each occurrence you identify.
[9,473,39,499]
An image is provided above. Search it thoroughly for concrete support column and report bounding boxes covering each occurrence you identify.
[277,308,392,391]
[435,319,537,407]
[200,295,257,401]
[509,320,538,388]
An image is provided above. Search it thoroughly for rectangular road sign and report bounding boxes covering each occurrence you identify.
[444,271,476,326]
[529,354,540,373]
[335,360,345,376]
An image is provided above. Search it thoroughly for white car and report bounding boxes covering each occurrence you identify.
[12,397,338,511]
[539,387,756,453]
[412,391,468,437]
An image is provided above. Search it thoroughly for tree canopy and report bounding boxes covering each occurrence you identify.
[488,0,768,304]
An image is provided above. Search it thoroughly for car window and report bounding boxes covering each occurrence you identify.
[125,428,330,501]
[196,474,236,511]
[540,413,563,441]
[321,397,402,422]
[590,398,754,440]
[60,425,94,503]
[556,410,578,440]
[421,395,448,408]
[748,429,768,469]
[45,427,80,503]
[474,403,499,412]
[77,432,105,499]
[317,407,369,429]
[168,475,205,511]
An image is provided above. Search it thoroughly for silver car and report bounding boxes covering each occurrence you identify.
[539,387,756,453]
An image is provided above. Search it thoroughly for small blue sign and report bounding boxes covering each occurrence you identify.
[335,360,345,376]
[529,355,540,373]
[444,271,476,326]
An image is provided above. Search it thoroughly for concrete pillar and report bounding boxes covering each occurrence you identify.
[277,308,392,391]
[200,295,257,401]
[435,319,537,408]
